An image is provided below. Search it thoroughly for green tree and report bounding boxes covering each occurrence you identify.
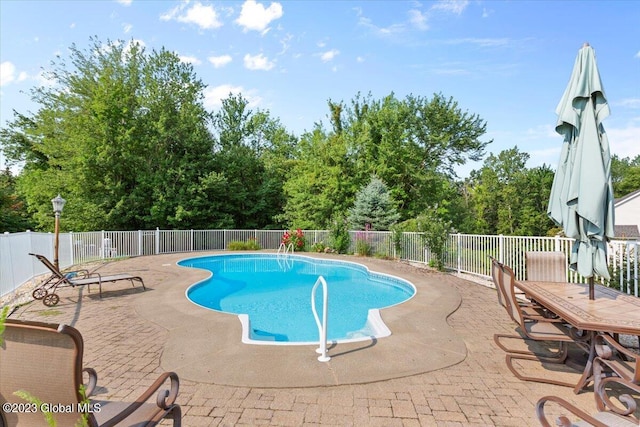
[465,147,555,236]
[282,123,357,229]
[348,176,400,230]
[211,94,297,228]
[282,92,490,229]
[0,37,217,231]
[0,168,34,232]
[612,154,640,197]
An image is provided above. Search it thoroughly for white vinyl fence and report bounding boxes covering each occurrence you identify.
[1,229,638,299]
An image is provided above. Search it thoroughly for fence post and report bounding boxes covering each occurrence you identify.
[155,228,160,255]
[456,233,462,273]
[69,232,74,265]
[137,230,142,256]
[100,230,105,259]
[498,234,505,264]
[554,235,561,252]
[633,241,639,297]
[190,229,194,252]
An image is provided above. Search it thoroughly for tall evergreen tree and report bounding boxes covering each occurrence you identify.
[348,176,400,230]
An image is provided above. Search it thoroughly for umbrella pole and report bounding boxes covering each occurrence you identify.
[588,276,595,300]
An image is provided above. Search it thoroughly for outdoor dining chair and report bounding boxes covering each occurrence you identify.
[536,374,640,426]
[593,333,640,390]
[494,263,588,387]
[490,256,549,315]
[525,251,568,282]
[0,319,181,427]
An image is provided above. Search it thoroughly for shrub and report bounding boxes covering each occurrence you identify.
[227,238,261,250]
[282,229,306,251]
[417,209,453,271]
[311,241,326,253]
[329,215,351,254]
[354,232,372,256]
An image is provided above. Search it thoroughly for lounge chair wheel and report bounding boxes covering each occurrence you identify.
[32,288,47,300]
[43,293,60,307]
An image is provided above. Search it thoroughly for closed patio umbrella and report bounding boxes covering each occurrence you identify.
[547,43,615,299]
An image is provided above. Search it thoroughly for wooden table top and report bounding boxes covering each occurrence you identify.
[515,281,640,336]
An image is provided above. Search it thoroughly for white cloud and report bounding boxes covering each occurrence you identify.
[117,0,132,6]
[279,33,293,55]
[243,53,274,70]
[608,125,640,159]
[615,98,640,109]
[203,84,262,110]
[431,0,469,15]
[18,71,28,82]
[320,49,339,62]
[1,61,16,86]
[123,23,133,33]
[235,0,283,34]
[408,9,428,30]
[357,56,365,63]
[357,15,405,37]
[179,55,202,65]
[444,38,510,48]
[123,39,145,56]
[161,2,222,30]
[208,55,233,68]
[635,51,640,59]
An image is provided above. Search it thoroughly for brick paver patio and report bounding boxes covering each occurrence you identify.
[7,252,603,426]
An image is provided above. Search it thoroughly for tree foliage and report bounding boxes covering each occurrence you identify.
[0,38,294,232]
[612,154,640,198]
[463,147,556,236]
[348,176,400,230]
[0,168,34,232]
[282,92,491,228]
[6,36,632,238]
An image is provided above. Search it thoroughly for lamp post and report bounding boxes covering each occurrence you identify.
[51,194,66,271]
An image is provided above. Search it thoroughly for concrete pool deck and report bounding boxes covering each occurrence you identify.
[8,251,600,425]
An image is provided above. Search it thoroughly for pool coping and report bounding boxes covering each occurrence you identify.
[133,251,467,388]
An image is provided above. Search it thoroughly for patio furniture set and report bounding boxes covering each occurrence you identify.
[491,251,640,425]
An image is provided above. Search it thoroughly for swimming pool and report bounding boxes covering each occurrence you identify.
[179,254,416,345]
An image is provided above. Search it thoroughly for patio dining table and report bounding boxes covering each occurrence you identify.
[514,280,640,394]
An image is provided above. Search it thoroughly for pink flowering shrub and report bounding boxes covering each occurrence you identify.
[282,229,306,251]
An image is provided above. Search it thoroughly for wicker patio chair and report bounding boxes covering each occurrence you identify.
[29,253,145,307]
[0,319,181,427]
[536,375,640,426]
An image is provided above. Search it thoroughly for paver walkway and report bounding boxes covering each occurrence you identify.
[8,252,603,426]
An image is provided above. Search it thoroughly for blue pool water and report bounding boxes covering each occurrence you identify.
[179,254,415,344]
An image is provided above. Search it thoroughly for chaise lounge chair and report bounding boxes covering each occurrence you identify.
[29,253,145,307]
[0,318,181,427]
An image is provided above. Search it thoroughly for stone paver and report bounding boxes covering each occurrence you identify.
[7,252,607,426]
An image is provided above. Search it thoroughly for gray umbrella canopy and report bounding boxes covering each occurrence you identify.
[547,43,615,291]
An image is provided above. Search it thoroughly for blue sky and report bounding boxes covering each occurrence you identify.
[1,0,639,177]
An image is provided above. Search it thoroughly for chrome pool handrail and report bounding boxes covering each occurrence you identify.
[311,275,330,362]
